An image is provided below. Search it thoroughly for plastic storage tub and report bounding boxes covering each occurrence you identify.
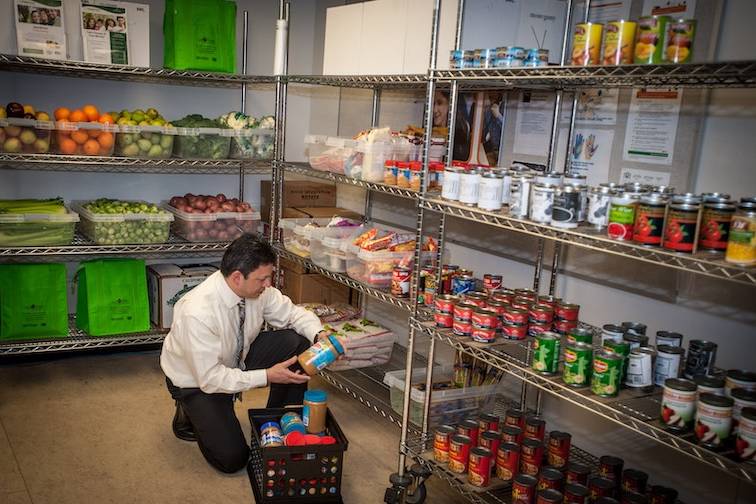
[0,208,79,246]
[345,142,393,182]
[163,204,260,242]
[310,223,365,272]
[173,127,231,159]
[305,136,358,174]
[73,201,173,245]
[304,134,329,170]
[0,118,54,154]
[384,367,499,428]
[115,125,176,158]
[227,128,274,160]
[344,243,431,289]
[279,217,335,257]
[53,121,117,156]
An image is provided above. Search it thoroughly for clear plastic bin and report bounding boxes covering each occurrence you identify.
[52,121,117,156]
[384,367,499,428]
[344,243,431,289]
[163,204,260,242]
[279,217,335,257]
[346,142,393,182]
[304,134,329,171]
[0,207,79,246]
[310,224,365,272]
[173,127,231,159]
[73,201,173,245]
[0,118,54,154]
[115,125,176,158]
[226,128,274,160]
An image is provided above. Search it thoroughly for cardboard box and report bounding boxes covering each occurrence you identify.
[147,264,218,330]
[279,266,354,306]
[260,181,337,221]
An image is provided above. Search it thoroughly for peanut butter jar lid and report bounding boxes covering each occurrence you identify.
[328,334,345,354]
[304,390,327,403]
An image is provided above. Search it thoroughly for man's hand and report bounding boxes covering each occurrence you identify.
[266,356,310,385]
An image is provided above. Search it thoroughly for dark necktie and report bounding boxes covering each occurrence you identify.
[236,299,246,370]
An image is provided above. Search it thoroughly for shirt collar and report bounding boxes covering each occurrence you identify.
[214,271,243,308]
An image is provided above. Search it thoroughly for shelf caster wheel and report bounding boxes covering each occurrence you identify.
[405,463,431,504]
[404,482,427,504]
[384,472,413,504]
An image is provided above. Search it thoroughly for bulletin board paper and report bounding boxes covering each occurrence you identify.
[513,91,554,157]
[623,88,682,166]
[577,89,619,126]
[571,129,614,186]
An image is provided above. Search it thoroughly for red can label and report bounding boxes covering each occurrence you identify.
[391,267,412,297]
[456,422,479,446]
[519,441,544,476]
[434,312,452,328]
[699,206,734,251]
[496,444,520,481]
[524,418,546,441]
[502,322,528,340]
[434,295,457,314]
[492,291,514,304]
[468,449,492,487]
[554,319,579,334]
[511,298,533,311]
[485,301,508,318]
[478,417,499,434]
[538,471,564,491]
[547,433,571,468]
[472,326,497,343]
[501,425,523,444]
[663,207,698,252]
[452,318,472,336]
[472,310,499,329]
[479,432,501,461]
[555,303,580,321]
[453,302,475,322]
[528,323,551,337]
[483,274,503,292]
[529,305,554,324]
[464,296,488,308]
[503,308,529,325]
[536,296,559,308]
[512,477,537,503]
[433,428,453,463]
[567,467,590,486]
[634,203,665,245]
[448,436,471,474]
[505,411,525,429]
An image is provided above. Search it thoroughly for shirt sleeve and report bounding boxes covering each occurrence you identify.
[175,314,268,394]
[262,287,323,343]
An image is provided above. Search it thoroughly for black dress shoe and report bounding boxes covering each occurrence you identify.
[172,401,197,442]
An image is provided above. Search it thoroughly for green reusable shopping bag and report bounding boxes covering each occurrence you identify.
[0,263,68,340]
[163,0,237,73]
[75,259,150,336]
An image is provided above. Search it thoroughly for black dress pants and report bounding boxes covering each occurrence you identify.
[165,329,311,473]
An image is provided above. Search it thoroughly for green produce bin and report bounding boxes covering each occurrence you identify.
[0,263,69,340]
[75,259,150,336]
[73,201,173,245]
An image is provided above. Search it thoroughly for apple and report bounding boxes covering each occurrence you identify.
[19,129,37,145]
[33,138,49,153]
[3,137,22,153]
[5,126,22,138]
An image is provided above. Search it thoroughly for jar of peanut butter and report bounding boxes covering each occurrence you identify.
[298,334,345,376]
[303,390,328,434]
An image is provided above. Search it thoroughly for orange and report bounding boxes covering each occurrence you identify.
[82,104,99,122]
[99,146,112,156]
[97,132,114,150]
[71,130,89,145]
[69,109,86,123]
[54,107,70,121]
[98,114,115,124]
[83,139,100,156]
[58,137,77,155]
[88,128,101,139]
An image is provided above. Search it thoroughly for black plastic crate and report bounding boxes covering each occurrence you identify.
[247,407,348,503]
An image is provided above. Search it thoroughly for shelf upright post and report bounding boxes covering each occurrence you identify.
[396,0,443,479]
[272,1,290,287]
[239,11,249,201]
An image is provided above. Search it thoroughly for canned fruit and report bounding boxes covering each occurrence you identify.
[591,350,623,397]
[661,378,697,432]
[563,342,593,387]
[602,20,636,65]
[532,332,561,375]
[695,393,734,448]
[571,23,603,65]
[665,19,696,63]
[634,16,668,64]
[725,205,756,265]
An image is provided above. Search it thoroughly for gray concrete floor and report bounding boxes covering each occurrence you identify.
[0,350,461,503]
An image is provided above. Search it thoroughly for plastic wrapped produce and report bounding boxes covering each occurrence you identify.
[218,111,275,160]
[322,318,397,371]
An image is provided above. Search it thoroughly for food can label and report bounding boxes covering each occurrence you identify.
[625,353,653,388]
[695,402,733,447]
[591,356,621,397]
[635,16,667,64]
[479,178,503,211]
[736,416,756,462]
[661,387,695,431]
[563,347,592,386]
[726,215,756,265]
[634,204,665,245]
[441,171,461,200]
[654,351,681,386]
[603,20,636,65]
[529,188,553,223]
[532,336,560,374]
[665,19,695,63]
[608,203,636,240]
[700,206,733,251]
[572,23,603,65]
[552,190,581,228]
[588,192,611,228]
[663,208,698,252]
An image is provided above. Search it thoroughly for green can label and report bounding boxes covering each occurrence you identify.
[563,345,592,387]
[604,340,630,381]
[566,329,593,346]
[532,333,561,375]
[591,351,622,397]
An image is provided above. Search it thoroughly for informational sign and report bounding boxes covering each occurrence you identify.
[14,0,67,60]
[623,88,682,166]
[642,0,697,17]
[576,89,619,125]
[576,0,632,24]
[513,91,554,157]
[81,1,129,64]
[619,167,672,186]
[571,128,614,185]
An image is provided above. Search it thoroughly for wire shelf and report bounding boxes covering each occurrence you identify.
[286,74,428,89]
[410,318,756,485]
[281,162,420,199]
[420,197,756,287]
[0,153,272,175]
[0,53,275,88]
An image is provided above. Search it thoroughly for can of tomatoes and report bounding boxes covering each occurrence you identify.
[472,308,499,329]
[501,424,524,445]
[599,455,624,485]
[472,326,497,343]
[502,321,528,340]
[511,296,533,311]
[555,302,580,321]
[699,201,736,252]
[589,477,616,501]
[478,413,500,433]
[483,273,503,293]
[448,434,471,474]
[554,318,579,335]
[512,474,538,503]
[564,483,590,504]
[468,447,493,487]
[453,301,476,322]
[532,332,561,375]
[492,289,515,304]
[520,438,545,476]
[634,193,667,246]
[538,468,565,492]
[622,468,649,494]
[433,425,455,463]
[608,192,639,241]
[524,416,546,441]
[479,431,501,463]
[503,306,529,325]
[547,431,572,469]
[515,288,537,300]
[536,295,560,308]
[434,294,458,315]
[528,322,552,337]
[465,292,490,308]
[663,202,701,253]
[496,442,520,481]
[529,304,555,324]
[452,317,472,337]
[457,419,480,446]
[434,311,453,328]
[566,462,591,486]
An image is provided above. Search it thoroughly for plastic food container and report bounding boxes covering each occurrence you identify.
[304,134,329,170]
[163,204,260,242]
[279,217,335,257]
[347,142,394,182]
[73,201,173,245]
[384,367,499,428]
[115,125,176,158]
[0,118,54,154]
[344,243,431,289]
[310,224,365,272]
[173,127,231,159]
[226,128,274,160]
[53,121,117,156]
[0,207,79,246]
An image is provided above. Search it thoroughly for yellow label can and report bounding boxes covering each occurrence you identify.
[634,15,669,64]
[602,20,637,65]
[665,19,696,63]
[572,22,603,66]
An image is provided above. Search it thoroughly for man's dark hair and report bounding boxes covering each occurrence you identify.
[220,233,276,277]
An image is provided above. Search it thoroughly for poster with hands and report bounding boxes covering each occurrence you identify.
[571,129,614,186]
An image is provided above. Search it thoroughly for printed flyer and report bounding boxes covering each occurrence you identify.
[81,1,129,64]
[14,0,67,60]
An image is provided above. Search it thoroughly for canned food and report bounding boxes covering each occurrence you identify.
[514,287,537,300]
[462,50,475,69]
[623,332,649,349]
[449,50,464,69]
[533,332,561,375]
[524,416,546,441]
[554,318,579,334]
[492,289,515,304]
[622,468,649,494]
[664,19,696,63]
[566,462,591,486]
[592,350,623,397]
[452,274,476,295]
[391,266,412,298]
[602,20,636,65]
[608,192,638,241]
[434,294,458,315]
[547,431,572,469]
[683,340,717,379]
[654,345,685,386]
[624,322,646,335]
[465,291,489,307]
[459,168,482,206]
[552,185,582,228]
[663,202,700,252]
[530,183,557,223]
[567,327,594,346]
[588,185,614,228]
[572,22,603,65]
[479,170,504,211]
[505,409,525,429]
[511,296,533,311]
[695,374,725,397]
[601,324,625,345]
[588,477,616,501]
[736,407,756,462]
[504,306,529,325]
[536,295,560,308]
[512,473,538,503]
[634,193,667,246]
[468,447,493,487]
[510,175,534,218]
[699,201,736,252]
[496,442,520,481]
[472,326,497,343]
[555,302,580,321]
[656,331,683,347]
[486,299,509,323]
[448,434,472,473]
[529,304,555,324]
[661,378,697,432]
[434,311,453,328]
[441,167,462,200]
[479,48,497,69]
[648,485,678,504]
[726,369,756,397]
[472,309,499,329]
[453,301,476,322]
[625,348,655,390]
[563,342,593,387]
[479,430,501,460]
[695,393,734,449]
[564,483,590,504]
[433,425,455,462]
[528,322,552,337]
[603,340,631,382]
[634,15,669,64]
[725,202,756,265]
[452,317,472,337]
[537,489,564,504]
[599,455,623,484]
[483,273,503,293]
[538,467,565,492]
[520,438,545,476]
[501,424,524,445]
[457,419,480,446]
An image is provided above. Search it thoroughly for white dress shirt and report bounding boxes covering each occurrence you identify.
[160,271,323,394]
